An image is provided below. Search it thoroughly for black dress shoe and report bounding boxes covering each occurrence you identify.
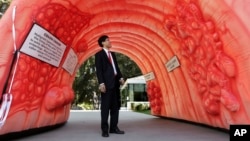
[110,128,125,134]
[102,132,109,137]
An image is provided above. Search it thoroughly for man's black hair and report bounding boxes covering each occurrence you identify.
[98,35,109,47]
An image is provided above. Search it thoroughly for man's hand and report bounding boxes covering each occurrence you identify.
[119,78,125,85]
[99,83,106,93]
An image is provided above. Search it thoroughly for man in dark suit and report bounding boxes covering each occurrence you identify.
[95,35,125,137]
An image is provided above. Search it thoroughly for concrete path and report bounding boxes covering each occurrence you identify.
[13,111,229,141]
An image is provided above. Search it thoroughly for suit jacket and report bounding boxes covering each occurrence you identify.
[95,49,122,90]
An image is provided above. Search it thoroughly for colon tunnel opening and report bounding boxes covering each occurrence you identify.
[72,53,144,111]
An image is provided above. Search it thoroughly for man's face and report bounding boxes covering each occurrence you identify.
[102,38,112,48]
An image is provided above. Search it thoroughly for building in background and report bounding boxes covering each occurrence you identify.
[120,76,148,108]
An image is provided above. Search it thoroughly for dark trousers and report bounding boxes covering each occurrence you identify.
[101,88,119,132]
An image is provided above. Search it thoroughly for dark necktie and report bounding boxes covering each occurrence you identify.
[108,51,112,64]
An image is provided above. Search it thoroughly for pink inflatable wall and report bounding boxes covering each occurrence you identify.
[0,0,250,136]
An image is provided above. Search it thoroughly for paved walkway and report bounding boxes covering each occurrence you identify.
[13,111,228,141]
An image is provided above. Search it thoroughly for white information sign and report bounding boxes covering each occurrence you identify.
[62,48,78,75]
[20,24,66,67]
[166,55,180,72]
[144,72,155,81]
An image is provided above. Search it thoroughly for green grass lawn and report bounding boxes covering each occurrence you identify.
[134,109,151,115]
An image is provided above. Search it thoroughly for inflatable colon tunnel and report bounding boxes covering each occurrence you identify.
[0,0,250,137]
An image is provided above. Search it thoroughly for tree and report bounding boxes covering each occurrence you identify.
[72,56,98,106]
[116,53,142,79]
[0,0,12,19]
